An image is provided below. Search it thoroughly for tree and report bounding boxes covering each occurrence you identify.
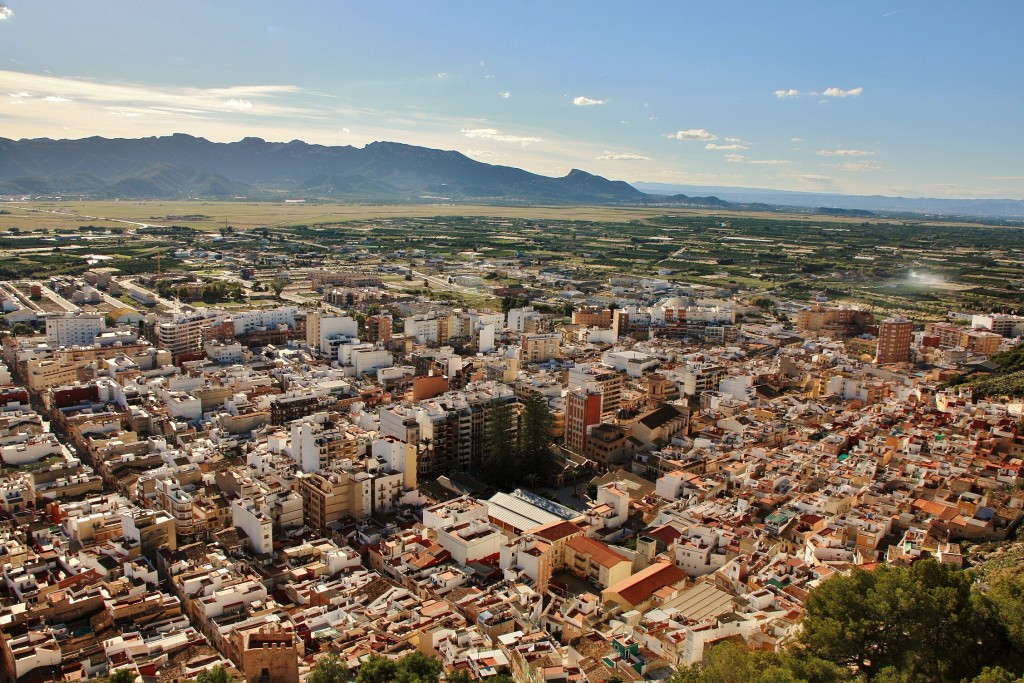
[356,655,398,683]
[797,560,986,681]
[106,670,137,683]
[981,573,1024,673]
[969,667,1024,683]
[270,278,287,298]
[669,641,846,683]
[483,402,517,489]
[194,665,233,683]
[519,393,554,487]
[308,653,349,683]
[395,651,443,683]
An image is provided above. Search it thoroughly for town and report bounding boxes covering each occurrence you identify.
[0,209,1021,683]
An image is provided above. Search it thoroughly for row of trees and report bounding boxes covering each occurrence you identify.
[153,279,244,303]
[483,393,556,490]
[672,560,1024,683]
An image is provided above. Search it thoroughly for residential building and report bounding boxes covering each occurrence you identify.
[45,312,105,347]
[876,317,913,364]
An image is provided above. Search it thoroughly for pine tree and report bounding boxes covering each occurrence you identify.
[483,402,517,489]
[519,393,554,487]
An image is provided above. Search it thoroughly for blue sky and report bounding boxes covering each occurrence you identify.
[1,1,1022,198]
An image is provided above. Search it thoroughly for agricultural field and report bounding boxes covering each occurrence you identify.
[1,200,1022,320]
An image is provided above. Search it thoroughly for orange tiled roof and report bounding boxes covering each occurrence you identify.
[565,536,629,568]
[604,561,686,607]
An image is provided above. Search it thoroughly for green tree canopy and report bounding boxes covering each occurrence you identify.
[669,641,846,683]
[483,402,517,489]
[519,392,555,487]
[106,670,137,683]
[356,654,398,683]
[193,665,234,683]
[797,560,995,681]
[394,650,443,683]
[308,653,350,683]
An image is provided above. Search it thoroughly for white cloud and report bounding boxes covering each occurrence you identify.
[466,149,496,157]
[0,70,311,119]
[436,72,448,79]
[8,91,30,98]
[832,160,881,172]
[597,151,650,161]
[791,137,804,143]
[341,127,351,134]
[670,128,717,141]
[499,91,510,99]
[822,86,863,98]
[724,137,744,143]
[0,6,13,20]
[573,95,607,106]
[776,87,863,100]
[111,111,141,117]
[706,142,747,151]
[459,128,542,145]
[816,149,876,157]
[723,154,789,165]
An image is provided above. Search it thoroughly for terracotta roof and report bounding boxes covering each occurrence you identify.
[645,525,684,547]
[603,561,686,608]
[565,536,629,568]
[528,519,584,542]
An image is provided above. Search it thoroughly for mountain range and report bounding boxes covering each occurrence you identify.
[633,182,1024,219]
[0,134,726,207]
[2,135,1020,218]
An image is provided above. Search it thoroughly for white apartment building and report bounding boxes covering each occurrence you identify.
[205,340,244,365]
[352,346,393,376]
[231,306,297,335]
[437,518,504,566]
[306,311,359,355]
[45,312,105,347]
[404,311,451,345]
[232,498,274,556]
[507,306,543,333]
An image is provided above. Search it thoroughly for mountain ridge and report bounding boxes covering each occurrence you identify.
[0,134,725,207]
[632,181,1024,218]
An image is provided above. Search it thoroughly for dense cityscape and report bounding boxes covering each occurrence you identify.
[3,1,1024,681]
[0,211,1021,682]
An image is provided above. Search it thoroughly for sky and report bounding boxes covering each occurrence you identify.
[1,1,1022,199]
